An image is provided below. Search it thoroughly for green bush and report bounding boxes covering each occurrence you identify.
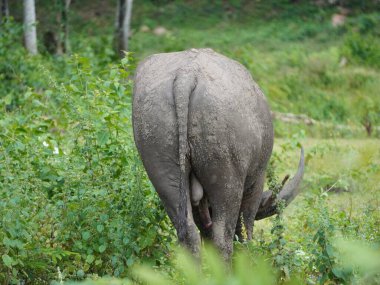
[66,239,380,285]
[342,32,380,69]
[0,49,174,283]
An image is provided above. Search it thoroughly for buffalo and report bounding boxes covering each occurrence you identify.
[132,48,304,260]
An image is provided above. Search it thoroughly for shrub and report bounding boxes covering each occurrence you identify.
[341,32,380,69]
[0,51,174,283]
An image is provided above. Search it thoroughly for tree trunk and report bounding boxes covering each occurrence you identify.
[23,0,38,55]
[57,0,71,54]
[1,0,9,22]
[116,0,133,58]
[363,120,373,137]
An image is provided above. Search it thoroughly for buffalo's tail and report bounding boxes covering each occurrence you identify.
[173,66,197,242]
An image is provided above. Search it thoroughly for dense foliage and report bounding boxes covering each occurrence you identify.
[0,21,174,283]
[1,1,379,284]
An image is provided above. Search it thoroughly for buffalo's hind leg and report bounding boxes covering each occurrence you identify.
[239,170,266,240]
[205,174,244,261]
[142,161,201,255]
[184,189,202,255]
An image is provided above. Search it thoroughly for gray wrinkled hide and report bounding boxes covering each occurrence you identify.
[133,48,274,260]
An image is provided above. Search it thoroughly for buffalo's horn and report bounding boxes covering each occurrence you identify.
[255,147,305,221]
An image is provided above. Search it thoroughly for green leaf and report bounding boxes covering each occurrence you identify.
[332,267,345,279]
[133,265,173,285]
[97,224,104,233]
[96,130,109,146]
[76,269,85,278]
[2,254,13,268]
[95,259,102,266]
[123,237,129,245]
[99,244,107,253]
[127,256,134,267]
[82,231,91,241]
[2,94,12,105]
[100,214,109,221]
[175,248,201,285]
[326,244,335,257]
[121,57,129,67]
[86,254,95,264]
